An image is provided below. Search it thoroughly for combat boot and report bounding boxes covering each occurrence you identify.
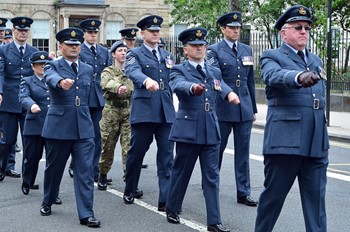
[98,173,108,191]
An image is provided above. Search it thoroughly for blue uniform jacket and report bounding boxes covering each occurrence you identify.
[261,43,329,157]
[42,58,94,140]
[125,44,175,124]
[169,61,232,145]
[0,42,38,113]
[19,75,50,135]
[207,40,257,122]
[79,43,111,107]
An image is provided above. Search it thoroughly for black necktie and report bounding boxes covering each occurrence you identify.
[297,50,305,63]
[232,43,237,56]
[71,62,78,75]
[91,46,96,56]
[196,64,206,78]
[152,49,158,60]
[19,46,24,57]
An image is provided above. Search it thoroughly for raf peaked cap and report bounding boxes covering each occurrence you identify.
[119,28,139,40]
[4,28,12,38]
[137,15,163,31]
[0,18,8,30]
[217,12,242,27]
[178,27,207,45]
[79,18,101,32]
[110,40,127,53]
[56,27,84,45]
[275,5,312,31]
[30,51,52,64]
[11,17,33,30]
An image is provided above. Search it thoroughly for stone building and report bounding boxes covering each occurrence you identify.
[0,0,173,54]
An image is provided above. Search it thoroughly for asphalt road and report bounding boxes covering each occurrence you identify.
[1,128,349,232]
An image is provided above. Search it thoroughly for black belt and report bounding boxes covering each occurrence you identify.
[268,98,325,109]
[179,102,214,111]
[107,100,130,108]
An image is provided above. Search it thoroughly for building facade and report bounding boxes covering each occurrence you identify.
[0,0,171,54]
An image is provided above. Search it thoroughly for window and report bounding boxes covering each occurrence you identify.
[31,19,50,52]
[106,21,122,48]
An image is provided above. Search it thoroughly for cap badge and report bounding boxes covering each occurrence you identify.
[195,30,202,38]
[153,17,158,23]
[233,14,238,19]
[0,20,2,24]
[131,29,136,35]
[299,7,306,15]
[5,30,9,35]
[91,21,95,26]
[40,55,45,60]
[22,18,26,24]
[71,30,76,37]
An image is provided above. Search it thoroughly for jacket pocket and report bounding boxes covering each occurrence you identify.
[270,113,301,148]
[171,111,198,140]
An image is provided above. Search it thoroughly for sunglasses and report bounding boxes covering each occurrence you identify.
[283,25,311,31]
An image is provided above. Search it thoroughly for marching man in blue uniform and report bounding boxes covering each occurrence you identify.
[77,18,111,181]
[0,17,38,181]
[119,27,139,49]
[40,28,100,228]
[123,15,176,212]
[0,18,8,45]
[165,27,240,232]
[255,5,329,232]
[207,12,258,207]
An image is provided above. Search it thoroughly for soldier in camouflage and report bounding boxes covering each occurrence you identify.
[98,41,133,190]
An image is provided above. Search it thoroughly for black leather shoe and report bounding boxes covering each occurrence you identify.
[68,167,73,178]
[123,193,134,204]
[80,217,101,228]
[237,196,258,207]
[40,203,51,216]
[21,182,30,195]
[0,170,5,181]
[107,177,112,185]
[5,170,21,178]
[158,202,166,212]
[166,209,180,224]
[207,224,230,232]
[141,164,148,168]
[132,189,143,199]
[54,197,62,205]
[98,173,107,191]
[30,183,39,189]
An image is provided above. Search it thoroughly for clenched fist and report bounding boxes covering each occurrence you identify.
[191,83,205,96]
[227,91,240,104]
[59,78,75,90]
[297,71,319,88]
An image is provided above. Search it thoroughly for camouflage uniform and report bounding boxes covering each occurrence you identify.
[99,65,133,176]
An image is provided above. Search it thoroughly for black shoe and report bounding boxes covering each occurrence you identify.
[107,178,112,183]
[237,196,258,207]
[166,209,180,224]
[80,217,101,228]
[123,192,134,204]
[40,203,51,216]
[158,202,166,212]
[68,167,73,178]
[141,164,148,168]
[207,224,230,232]
[132,189,143,199]
[21,182,30,195]
[98,173,107,191]
[15,144,21,153]
[54,197,62,205]
[0,170,5,181]
[5,170,21,178]
[30,183,39,189]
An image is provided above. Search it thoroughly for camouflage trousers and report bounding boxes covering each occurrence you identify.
[99,104,131,175]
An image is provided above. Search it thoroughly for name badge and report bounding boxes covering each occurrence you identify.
[242,56,254,66]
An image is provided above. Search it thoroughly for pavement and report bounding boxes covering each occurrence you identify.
[254,103,350,144]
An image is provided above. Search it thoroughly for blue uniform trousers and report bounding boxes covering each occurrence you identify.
[89,106,103,177]
[0,112,24,173]
[22,135,45,185]
[255,155,328,232]
[167,142,221,225]
[125,123,173,203]
[43,138,95,219]
[219,120,253,198]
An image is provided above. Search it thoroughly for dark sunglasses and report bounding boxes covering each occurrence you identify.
[284,25,311,31]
